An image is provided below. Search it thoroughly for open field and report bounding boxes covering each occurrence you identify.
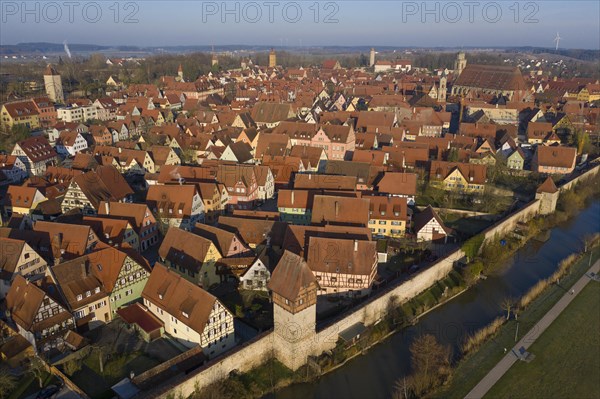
[485,282,600,399]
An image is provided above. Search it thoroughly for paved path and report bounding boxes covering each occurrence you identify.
[465,257,600,399]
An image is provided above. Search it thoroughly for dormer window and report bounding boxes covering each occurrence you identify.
[86,291,91,297]
[182,311,189,318]
[159,293,163,300]
[76,294,83,301]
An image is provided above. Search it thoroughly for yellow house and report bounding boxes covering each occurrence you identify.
[583,84,600,102]
[430,161,487,193]
[2,185,46,216]
[1,100,41,130]
[366,195,408,238]
[197,182,229,224]
[158,227,222,289]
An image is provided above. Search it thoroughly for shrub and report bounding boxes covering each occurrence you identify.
[461,317,505,355]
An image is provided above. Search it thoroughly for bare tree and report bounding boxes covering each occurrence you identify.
[501,297,514,320]
[402,334,451,397]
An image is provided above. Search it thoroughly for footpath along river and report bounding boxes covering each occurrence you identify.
[267,200,600,399]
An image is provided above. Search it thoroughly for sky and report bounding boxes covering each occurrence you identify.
[1,1,599,49]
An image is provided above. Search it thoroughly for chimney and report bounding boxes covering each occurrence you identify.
[104,201,110,214]
[118,147,122,153]
[335,201,339,217]
[291,190,295,204]
[354,240,358,251]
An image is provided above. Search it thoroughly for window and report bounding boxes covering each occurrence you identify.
[76,294,83,301]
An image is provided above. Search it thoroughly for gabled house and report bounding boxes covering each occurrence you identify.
[88,246,151,316]
[2,185,46,217]
[146,184,204,230]
[98,201,159,251]
[148,145,181,172]
[158,227,221,288]
[527,122,554,145]
[375,172,418,205]
[192,223,252,258]
[251,102,295,128]
[429,161,487,193]
[196,182,229,225]
[220,141,254,164]
[307,237,377,298]
[50,258,111,329]
[413,205,452,243]
[142,263,235,356]
[218,216,287,251]
[30,220,100,263]
[0,155,27,183]
[6,275,76,353]
[532,145,577,175]
[80,216,140,251]
[238,249,271,291]
[216,165,259,210]
[1,100,40,130]
[277,189,313,225]
[365,195,408,238]
[55,131,88,157]
[0,237,48,298]
[61,166,134,215]
[11,136,58,176]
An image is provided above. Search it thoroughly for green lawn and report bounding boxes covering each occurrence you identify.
[69,350,160,399]
[485,282,600,399]
[431,250,599,399]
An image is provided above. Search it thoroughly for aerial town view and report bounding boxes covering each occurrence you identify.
[0,1,599,399]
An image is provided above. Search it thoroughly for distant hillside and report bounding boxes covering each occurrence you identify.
[0,42,110,54]
[1,42,598,61]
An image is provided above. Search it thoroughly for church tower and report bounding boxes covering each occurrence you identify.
[268,251,318,371]
[269,48,277,68]
[43,64,63,104]
[454,52,467,76]
[211,53,218,67]
[437,72,447,102]
[177,64,184,82]
[369,48,376,67]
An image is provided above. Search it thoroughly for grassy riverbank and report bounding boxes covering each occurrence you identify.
[485,282,600,399]
[430,247,600,399]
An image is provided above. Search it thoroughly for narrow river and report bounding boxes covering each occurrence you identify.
[268,200,600,399]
